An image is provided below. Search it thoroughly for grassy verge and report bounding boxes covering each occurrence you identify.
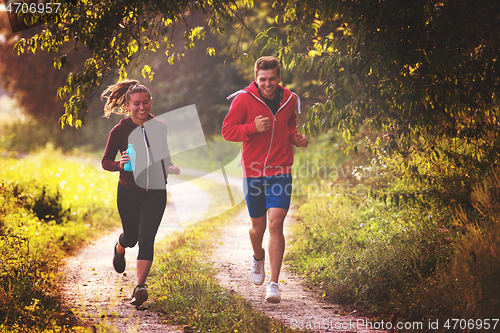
[0,141,303,332]
[148,177,308,333]
[285,130,500,326]
[0,145,120,332]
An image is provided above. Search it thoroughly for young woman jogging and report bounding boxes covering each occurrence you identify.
[101,80,180,306]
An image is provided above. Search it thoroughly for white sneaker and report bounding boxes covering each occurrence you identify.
[250,249,265,285]
[266,282,281,303]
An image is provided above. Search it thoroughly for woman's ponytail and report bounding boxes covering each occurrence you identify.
[101,80,150,117]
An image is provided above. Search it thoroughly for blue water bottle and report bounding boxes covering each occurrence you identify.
[124,144,136,172]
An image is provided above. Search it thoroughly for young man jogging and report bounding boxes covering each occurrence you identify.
[222,56,308,303]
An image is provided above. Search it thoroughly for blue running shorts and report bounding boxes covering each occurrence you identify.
[243,174,293,218]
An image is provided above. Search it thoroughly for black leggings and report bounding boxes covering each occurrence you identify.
[117,183,167,261]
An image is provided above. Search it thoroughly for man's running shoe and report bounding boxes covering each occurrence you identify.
[266,281,281,303]
[250,249,265,285]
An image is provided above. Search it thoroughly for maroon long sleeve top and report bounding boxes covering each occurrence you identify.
[101,115,173,192]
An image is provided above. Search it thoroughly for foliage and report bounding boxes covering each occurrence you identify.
[11,0,256,127]
[0,10,118,152]
[287,131,500,325]
[12,0,500,180]
[0,147,119,331]
[133,11,248,137]
[0,227,63,330]
[446,167,500,318]
[261,0,500,178]
[1,9,248,141]
[216,0,322,127]
[0,14,90,125]
[0,113,119,153]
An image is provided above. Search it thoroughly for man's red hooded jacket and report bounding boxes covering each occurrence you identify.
[222,82,299,178]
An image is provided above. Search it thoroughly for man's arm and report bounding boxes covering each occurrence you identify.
[287,96,308,147]
[222,95,260,142]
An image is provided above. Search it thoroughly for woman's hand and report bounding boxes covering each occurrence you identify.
[168,165,181,175]
[119,151,130,170]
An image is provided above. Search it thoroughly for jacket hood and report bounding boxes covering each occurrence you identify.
[226,82,301,114]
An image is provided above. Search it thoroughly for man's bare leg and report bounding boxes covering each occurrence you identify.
[249,208,287,281]
[249,215,267,261]
[267,207,287,283]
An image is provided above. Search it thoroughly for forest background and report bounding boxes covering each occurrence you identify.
[1,0,500,331]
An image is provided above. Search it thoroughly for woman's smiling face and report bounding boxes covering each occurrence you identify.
[127,92,151,125]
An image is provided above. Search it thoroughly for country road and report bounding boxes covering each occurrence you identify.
[61,169,388,332]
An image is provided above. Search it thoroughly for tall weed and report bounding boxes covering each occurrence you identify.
[441,168,500,318]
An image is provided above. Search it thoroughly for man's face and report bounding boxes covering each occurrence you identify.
[255,68,281,100]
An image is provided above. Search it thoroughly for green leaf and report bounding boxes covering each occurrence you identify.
[206,47,216,56]
[141,65,154,81]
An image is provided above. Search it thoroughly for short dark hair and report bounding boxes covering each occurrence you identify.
[254,56,280,77]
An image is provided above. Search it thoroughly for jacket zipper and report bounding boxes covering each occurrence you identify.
[142,126,150,191]
[249,92,294,176]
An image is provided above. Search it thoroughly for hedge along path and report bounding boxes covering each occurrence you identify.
[60,182,207,332]
[211,205,389,333]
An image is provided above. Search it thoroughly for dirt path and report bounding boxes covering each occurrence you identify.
[61,184,199,332]
[211,207,389,333]
[62,176,388,332]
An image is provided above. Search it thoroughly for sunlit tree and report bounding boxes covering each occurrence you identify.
[12,0,500,178]
[12,0,254,127]
[270,1,500,156]
[0,14,89,123]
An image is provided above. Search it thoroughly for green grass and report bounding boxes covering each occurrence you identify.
[0,145,120,332]
[285,130,500,327]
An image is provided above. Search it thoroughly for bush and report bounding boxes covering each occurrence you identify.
[0,231,61,329]
[0,147,119,331]
[286,130,500,326]
[439,167,500,318]
[12,183,71,224]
